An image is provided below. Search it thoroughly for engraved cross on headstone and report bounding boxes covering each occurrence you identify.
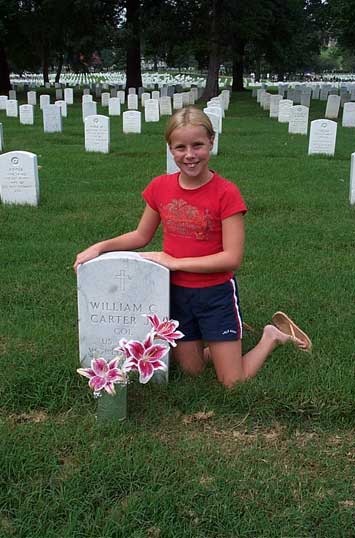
[114,269,132,291]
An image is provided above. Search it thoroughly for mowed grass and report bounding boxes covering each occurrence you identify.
[0,89,354,537]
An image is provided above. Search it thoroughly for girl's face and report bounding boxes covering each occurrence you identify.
[169,125,214,186]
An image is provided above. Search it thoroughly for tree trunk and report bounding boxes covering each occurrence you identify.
[55,54,64,83]
[232,40,245,92]
[255,57,261,82]
[201,0,220,101]
[125,0,142,89]
[0,43,11,92]
[42,46,49,84]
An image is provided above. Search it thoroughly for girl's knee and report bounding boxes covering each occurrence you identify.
[216,371,247,388]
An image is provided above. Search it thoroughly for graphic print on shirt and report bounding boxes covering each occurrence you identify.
[159,198,216,240]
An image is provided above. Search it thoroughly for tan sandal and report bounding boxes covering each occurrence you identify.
[271,311,312,352]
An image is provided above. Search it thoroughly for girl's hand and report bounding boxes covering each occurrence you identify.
[73,245,102,273]
[139,251,177,270]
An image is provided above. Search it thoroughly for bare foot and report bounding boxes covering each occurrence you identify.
[263,324,307,350]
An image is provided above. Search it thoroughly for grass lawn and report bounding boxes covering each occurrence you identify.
[0,89,354,537]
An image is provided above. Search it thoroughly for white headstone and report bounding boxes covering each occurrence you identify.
[101,92,110,107]
[55,100,67,118]
[173,93,183,110]
[84,115,110,154]
[308,119,337,156]
[144,99,159,122]
[127,94,138,110]
[0,123,3,152]
[204,111,219,155]
[64,88,74,104]
[0,95,8,110]
[141,92,150,107]
[159,96,172,116]
[6,100,18,118]
[269,95,283,118]
[27,91,37,105]
[166,144,180,174]
[40,95,50,110]
[350,153,355,205]
[300,92,311,107]
[152,90,160,101]
[82,94,93,103]
[82,101,97,122]
[77,252,170,382]
[325,95,341,119]
[342,102,355,128]
[203,107,222,133]
[19,104,34,125]
[9,90,16,100]
[128,87,136,94]
[278,99,293,123]
[55,89,63,100]
[43,104,62,133]
[0,150,39,206]
[118,90,125,104]
[123,111,141,133]
[108,97,121,116]
[288,105,309,135]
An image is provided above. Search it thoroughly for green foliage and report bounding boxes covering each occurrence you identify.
[0,91,354,536]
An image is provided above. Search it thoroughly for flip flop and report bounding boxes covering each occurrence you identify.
[271,311,312,352]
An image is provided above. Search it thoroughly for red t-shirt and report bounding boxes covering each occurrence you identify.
[142,171,247,287]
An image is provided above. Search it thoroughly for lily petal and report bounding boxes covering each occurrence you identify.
[77,367,95,379]
[137,360,155,384]
[89,376,106,392]
[92,357,109,377]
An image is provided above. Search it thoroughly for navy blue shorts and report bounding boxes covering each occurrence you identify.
[170,278,243,342]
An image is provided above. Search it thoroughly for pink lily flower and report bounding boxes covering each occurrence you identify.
[77,357,126,395]
[124,332,168,384]
[146,314,184,347]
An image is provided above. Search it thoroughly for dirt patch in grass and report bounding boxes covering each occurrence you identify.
[8,410,49,424]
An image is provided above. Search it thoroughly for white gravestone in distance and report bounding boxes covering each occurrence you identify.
[101,92,110,107]
[278,99,293,123]
[77,252,170,382]
[159,96,172,116]
[128,87,136,94]
[173,93,183,110]
[0,95,8,110]
[141,92,150,107]
[127,94,138,110]
[144,99,159,122]
[19,104,34,125]
[0,151,39,206]
[350,153,355,205]
[82,94,93,104]
[123,111,141,133]
[6,100,18,118]
[342,102,355,128]
[64,88,74,104]
[27,91,37,105]
[55,89,63,100]
[55,100,67,118]
[308,119,337,156]
[166,144,180,174]
[269,95,283,118]
[288,105,309,135]
[84,115,110,154]
[82,101,97,122]
[0,123,3,152]
[204,111,219,156]
[9,90,16,100]
[325,94,341,119]
[43,104,62,133]
[108,97,121,116]
[118,90,125,104]
[40,94,50,110]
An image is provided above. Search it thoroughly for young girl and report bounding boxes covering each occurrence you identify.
[74,106,309,387]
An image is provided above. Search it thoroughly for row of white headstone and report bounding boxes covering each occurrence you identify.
[254,89,355,204]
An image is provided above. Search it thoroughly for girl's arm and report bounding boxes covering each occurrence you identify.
[140,213,245,273]
[73,205,161,272]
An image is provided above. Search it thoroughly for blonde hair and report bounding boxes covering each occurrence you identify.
[165,106,215,144]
